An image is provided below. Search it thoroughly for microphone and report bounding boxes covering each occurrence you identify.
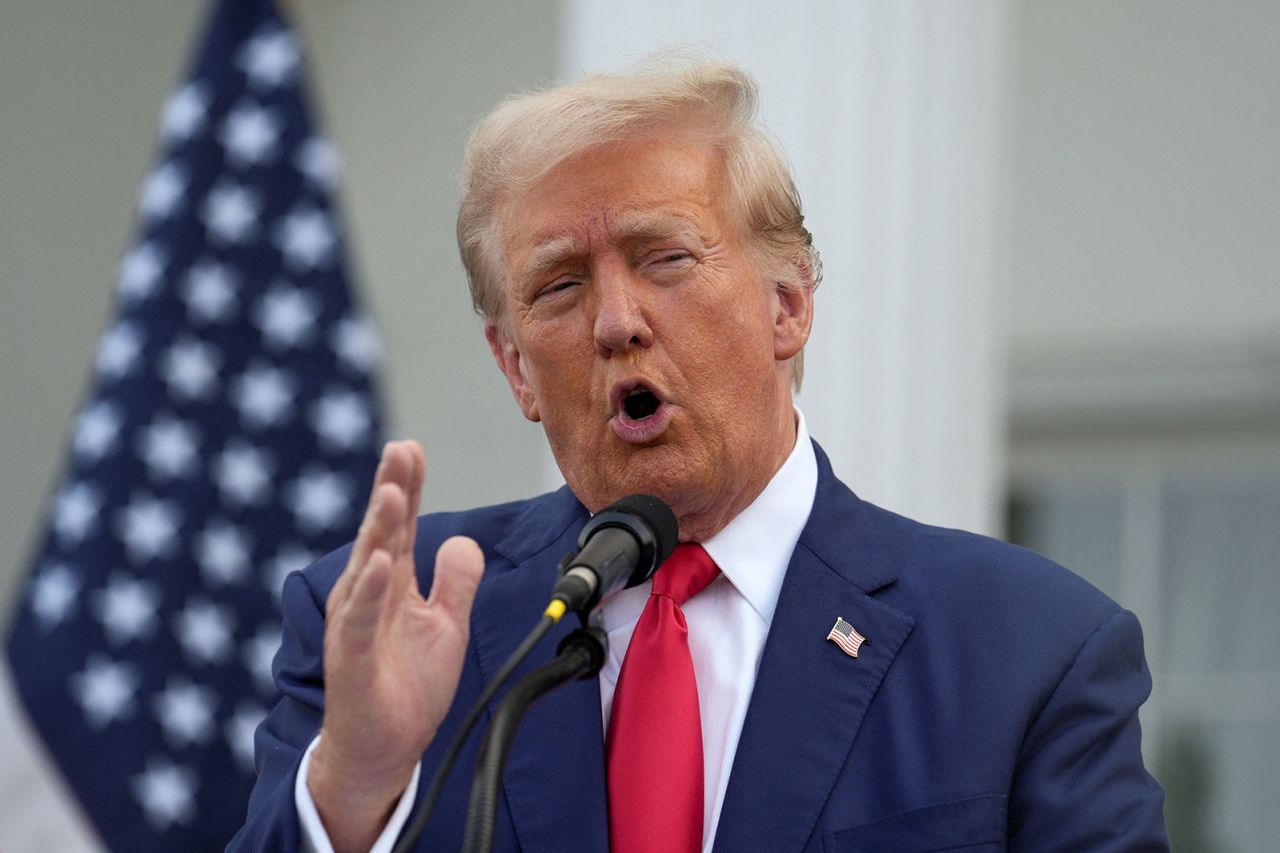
[398,496,675,853]
[550,494,678,615]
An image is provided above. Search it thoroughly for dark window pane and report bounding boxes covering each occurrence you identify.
[1007,480,1125,603]
[1162,472,1280,673]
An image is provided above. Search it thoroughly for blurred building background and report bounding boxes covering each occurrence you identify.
[1,1,1276,849]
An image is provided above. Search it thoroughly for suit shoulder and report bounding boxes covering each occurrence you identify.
[295,491,566,601]
[851,502,1150,734]
[412,494,543,552]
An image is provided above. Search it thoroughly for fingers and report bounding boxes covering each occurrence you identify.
[353,442,417,564]
[335,547,394,653]
[330,441,418,615]
[401,440,426,554]
[426,536,484,623]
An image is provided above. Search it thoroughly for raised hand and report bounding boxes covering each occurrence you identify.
[307,440,484,853]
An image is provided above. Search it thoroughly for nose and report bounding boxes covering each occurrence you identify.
[592,263,654,357]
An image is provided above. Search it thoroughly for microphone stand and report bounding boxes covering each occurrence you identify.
[461,626,607,853]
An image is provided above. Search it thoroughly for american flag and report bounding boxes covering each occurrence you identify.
[4,0,382,849]
[826,617,867,659]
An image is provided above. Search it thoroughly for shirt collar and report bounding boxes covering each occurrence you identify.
[699,408,817,627]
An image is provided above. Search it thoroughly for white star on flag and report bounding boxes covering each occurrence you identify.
[96,321,145,379]
[54,480,102,544]
[75,399,124,460]
[277,206,336,269]
[238,28,298,88]
[138,415,201,481]
[225,704,268,771]
[241,626,281,693]
[70,655,141,729]
[264,544,317,600]
[183,261,239,323]
[117,494,182,563]
[204,181,260,243]
[30,562,80,628]
[139,162,187,220]
[93,574,162,645]
[255,284,319,348]
[161,337,221,400]
[296,136,341,189]
[174,598,236,665]
[332,314,382,372]
[132,759,197,830]
[161,82,208,141]
[232,363,296,427]
[287,467,353,532]
[213,441,274,505]
[195,521,252,586]
[311,388,372,451]
[118,242,167,301]
[220,102,280,165]
[153,679,218,747]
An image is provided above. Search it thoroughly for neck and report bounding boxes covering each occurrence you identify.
[673,404,798,542]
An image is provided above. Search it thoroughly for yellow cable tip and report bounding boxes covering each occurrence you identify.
[544,599,567,622]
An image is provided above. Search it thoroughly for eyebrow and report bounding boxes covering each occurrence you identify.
[517,235,584,290]
[516,210,707,289]
[608,210,706,244]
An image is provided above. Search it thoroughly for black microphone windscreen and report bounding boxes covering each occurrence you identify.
[608,494,679,565]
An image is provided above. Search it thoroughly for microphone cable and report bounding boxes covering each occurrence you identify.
[390,599,568,853]
[461,627,606,853]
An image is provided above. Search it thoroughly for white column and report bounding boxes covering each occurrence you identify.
[558,0,1014,534]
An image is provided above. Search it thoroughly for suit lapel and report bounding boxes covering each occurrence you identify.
[467,488,610,853]
[713,445,916,853]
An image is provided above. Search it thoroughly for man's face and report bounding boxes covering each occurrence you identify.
[486,135,812,540]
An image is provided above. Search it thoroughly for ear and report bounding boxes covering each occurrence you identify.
[772,277,814,362]
[485,320,541,422]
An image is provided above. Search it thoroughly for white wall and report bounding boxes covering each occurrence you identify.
[1008,0,1280,428]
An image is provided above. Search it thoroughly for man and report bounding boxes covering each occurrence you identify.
[232,60,1168,851]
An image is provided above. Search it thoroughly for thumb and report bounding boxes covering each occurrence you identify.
[427,535,484,619]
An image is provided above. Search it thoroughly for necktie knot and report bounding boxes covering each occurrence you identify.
[652,543,719,606]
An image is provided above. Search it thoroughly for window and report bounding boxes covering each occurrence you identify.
[1009,437,1280,851]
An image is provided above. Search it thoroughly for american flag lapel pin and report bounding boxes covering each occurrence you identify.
[826,617,867,658]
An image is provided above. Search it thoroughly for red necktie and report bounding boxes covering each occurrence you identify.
[607,543,721,853]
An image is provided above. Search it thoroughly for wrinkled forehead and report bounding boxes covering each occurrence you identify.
[494,136,734,262]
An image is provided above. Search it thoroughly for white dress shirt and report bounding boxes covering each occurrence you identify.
[597,410,816,851]
[296,411,817,853]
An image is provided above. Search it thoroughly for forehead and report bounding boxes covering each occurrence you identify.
[496,136,730,266]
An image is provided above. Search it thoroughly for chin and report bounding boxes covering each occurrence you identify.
[620,456,708,512]
[566,452,676,509]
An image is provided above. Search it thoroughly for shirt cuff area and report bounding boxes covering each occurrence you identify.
[294,734,423,853]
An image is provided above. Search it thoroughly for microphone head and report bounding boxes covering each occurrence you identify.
[576,493,678,588]
[608,494,679,566]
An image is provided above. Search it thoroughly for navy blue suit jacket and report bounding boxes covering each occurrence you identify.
[231,443,1168,851]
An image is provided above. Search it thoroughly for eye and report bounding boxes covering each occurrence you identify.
[535,277,581,300]
[645,249,695,270]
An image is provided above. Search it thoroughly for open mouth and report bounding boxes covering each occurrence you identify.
[622,386,661,421]
[610,379,671,443]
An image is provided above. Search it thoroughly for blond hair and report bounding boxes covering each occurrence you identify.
[457,55,821,385]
